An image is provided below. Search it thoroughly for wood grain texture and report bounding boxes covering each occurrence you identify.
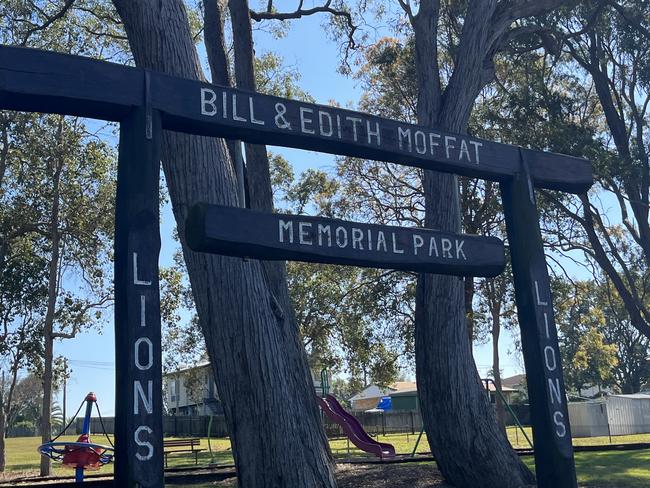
[0,44,592,193]
[186,203,506,277]
[114,107,164,488]
[501,171,577,488]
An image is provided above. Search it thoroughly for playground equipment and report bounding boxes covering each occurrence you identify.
[318,394,396,459]
[38,392,114,483]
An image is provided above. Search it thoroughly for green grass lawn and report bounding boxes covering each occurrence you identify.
[2,429,650,487]
[0,435,234,481]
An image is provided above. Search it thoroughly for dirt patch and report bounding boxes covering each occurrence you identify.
[335,463,450,488]
[205,462,450,488]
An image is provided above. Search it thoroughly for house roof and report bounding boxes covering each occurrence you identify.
[390,389,417,397]
[610,393,650,400]
[349,381,418,402]
[392,381,417,392]
[502,374,526,388]
[486,383,517,393]
[163,360,211,377]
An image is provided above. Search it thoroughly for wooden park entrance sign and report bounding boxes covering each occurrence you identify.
[0,45,591,488]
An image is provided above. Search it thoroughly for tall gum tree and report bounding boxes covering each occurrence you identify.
[111,1,336,486]
[395,1,572,486]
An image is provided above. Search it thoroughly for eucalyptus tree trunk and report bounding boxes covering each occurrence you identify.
[40,128,64,477]
[0,372,6,472]
[409,1,565,486]
[111,1,336,487]
[491,307,506,431]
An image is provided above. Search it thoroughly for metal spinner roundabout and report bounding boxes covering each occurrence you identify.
[38,392,114,483]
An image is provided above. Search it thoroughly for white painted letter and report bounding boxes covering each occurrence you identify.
[352,228,364,250]
[279,220,294,243]
[367,121,381,145]
[200,88,217,116]
[414,131,427,155]
[318,224,332,246]
[470,141,483,163]
[535,281,549,306]
[249,97,265,125]
[346,117,362,141]
[548,378,563,405]
[398,127,412,152]
[553,411,567,437]
[135,426,154,461]
[377,231,387,252]
[544,346,557,371]
[319,111,333,137]
[299,222,312,245]
[232,94,247,122]
[336,227,348,248]
[140,295,146,327]
[455,240,467,260]
[459,139,471,161]
[135,337,153,371]
[441,238,453,258]
[429,237,439,257]
[413,235,424,255]
[429,133,441,155]
[300,107,315,134]
[391,234,404,254]
[444,136,456,159]
[133,253,152,286]
[134,380,153,415]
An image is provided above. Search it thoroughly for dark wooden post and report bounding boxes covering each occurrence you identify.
[114,102,164,487]
[500,150,577,488]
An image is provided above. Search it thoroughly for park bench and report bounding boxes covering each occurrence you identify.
[163,438,204,467]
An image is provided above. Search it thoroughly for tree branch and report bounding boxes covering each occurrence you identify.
[19,0,77,46]
[249,1,357,50]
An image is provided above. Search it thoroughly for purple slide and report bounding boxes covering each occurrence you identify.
[317,394,395,459]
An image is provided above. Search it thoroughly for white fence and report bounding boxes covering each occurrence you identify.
[569,394,650,438]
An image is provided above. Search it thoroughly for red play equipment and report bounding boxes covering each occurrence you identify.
[38,392,114,483]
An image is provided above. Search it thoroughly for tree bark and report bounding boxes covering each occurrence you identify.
[203,0,238,164]
[228,0,291,306]
[491,307,506,432]
[411,2,549,486]
[0,372,5,473]
[40,122,64,477]
[111,1,336,486]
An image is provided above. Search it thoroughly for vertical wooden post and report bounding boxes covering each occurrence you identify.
[500,149,577,488]
[114,102,164,487]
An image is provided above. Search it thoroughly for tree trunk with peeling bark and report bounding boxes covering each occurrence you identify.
[111,1,336,487]
[409,1,566,486]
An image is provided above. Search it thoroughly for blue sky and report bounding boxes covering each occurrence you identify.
[56,11,533,416]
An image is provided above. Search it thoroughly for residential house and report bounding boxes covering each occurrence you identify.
[164,361,223,416]
[349,381,417,411]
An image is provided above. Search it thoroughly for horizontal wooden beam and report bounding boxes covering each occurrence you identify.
[185,204,506,277]
[0,45,593,193]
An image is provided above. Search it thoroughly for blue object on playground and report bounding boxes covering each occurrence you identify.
[376,396,392,411]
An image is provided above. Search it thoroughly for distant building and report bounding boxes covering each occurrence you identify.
[349,382,417,411]
[502,374,527,393]
[484,381,518,404]
[163,361,222,416]
[390,388,419,411]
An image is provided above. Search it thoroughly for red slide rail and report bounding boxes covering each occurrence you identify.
[317,394,395,459]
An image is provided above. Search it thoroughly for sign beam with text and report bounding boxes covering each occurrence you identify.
[185,204,506,277]
[0,45,591,193]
